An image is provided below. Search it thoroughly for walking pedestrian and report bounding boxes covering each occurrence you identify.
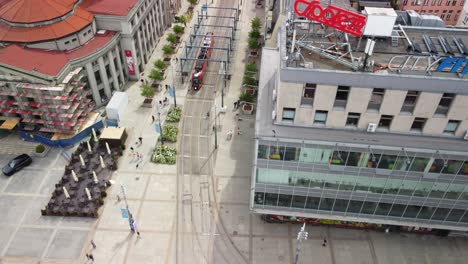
[136,163,139,169]
[86,253,90,260]
[137,231,141,238]
[130,147,134,152]
[89,253,94,261]
[322,243,326,247]
[206,111,210,119]
[165,84,169,92]
[90,240,96,249]
[323,238,327,244]
[116,195,121,202]
[237,127,242,135]
[152,115,155,123]
[233,101,237,109]
[139,137,142,144]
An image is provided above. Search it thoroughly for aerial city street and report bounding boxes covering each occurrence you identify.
[1,0,468,263]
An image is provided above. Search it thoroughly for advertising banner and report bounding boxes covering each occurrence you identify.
[124,50,135,75]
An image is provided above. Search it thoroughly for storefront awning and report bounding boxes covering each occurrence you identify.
[0,119,19,130]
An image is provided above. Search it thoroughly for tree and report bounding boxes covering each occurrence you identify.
[173,25,184,35]
[162,45,174,55]
[149,69,164,82]
[178,15,187,26]
[187,0,197,6]
[251,17,261,32]
[239,91,254,103]
[245,63,257,73]
[140,83,155,98]
[167,33,177,44]
[249,29,261,39]
[248,37,260,50]
[154,59,166,70]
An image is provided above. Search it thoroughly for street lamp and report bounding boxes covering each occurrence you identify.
[120,184,137,232]
[293,223,308,264]
[155,100,164,145]
[171,62,177,107]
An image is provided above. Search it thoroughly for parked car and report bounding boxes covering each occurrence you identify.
[2,154,32,176]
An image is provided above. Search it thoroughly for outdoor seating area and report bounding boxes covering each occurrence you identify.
[41,136,124,218]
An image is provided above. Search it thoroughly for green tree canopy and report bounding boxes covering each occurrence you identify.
[251,17,261,31]
[154,59,167,70]
[167,33,177,44]
[149,69,164,81]
[173,25,184,34]
[162,44,174,55]
[140,83,155,98]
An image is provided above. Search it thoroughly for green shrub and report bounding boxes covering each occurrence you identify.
[248,37,260,50]
[162,124,179,142]
[239,92,254,103]
[173,25,184,35]
[251,17,261,31]
[154,59,167,70]
[140,84,155,98]
[249,29,260,39]
[36,144,45,153]
[167,33,177,44]
[163,44,174,55]
[149,69,164,81]
[167,107,182,122]
[152,145,177,164]
[245,63,257,73]
[243,73,257,86]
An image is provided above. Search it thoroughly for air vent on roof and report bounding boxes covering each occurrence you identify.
[97,30,107,35]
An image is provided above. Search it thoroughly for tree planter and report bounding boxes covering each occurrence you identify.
[163,57,171,62]
[245,88,256,96]
[242,104,254,115]
[142,98,153,108]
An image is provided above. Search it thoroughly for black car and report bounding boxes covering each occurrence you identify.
[2,154,32,176]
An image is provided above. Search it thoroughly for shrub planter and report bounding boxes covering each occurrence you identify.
[142,98,153,108]
[163,57,171,63]
[242,104,254,115]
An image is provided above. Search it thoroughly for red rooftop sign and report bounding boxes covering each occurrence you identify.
[294,0,367,37]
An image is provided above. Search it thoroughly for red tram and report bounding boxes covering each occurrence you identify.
[191,32,214,91]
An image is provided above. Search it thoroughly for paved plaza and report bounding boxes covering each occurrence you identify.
[2,1,468,264]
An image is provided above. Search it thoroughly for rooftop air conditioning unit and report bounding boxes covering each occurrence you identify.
[464,130,468,140]
[367,123,378,133]
[272,110,276,120]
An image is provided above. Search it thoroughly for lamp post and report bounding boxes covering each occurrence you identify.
[293,223,308,264]
[171,62,177,107]
[155,100,165,145]
[121,184,136,232]
[214,104,218,149]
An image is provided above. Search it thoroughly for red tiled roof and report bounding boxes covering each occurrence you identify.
[0,0,78,23]
[0,6,93,42]
[0,31,116,76]
[81,0,138,16]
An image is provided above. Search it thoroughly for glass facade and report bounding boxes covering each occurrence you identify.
[253,140,468,227]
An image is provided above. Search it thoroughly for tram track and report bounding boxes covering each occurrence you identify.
[175,0,248,263]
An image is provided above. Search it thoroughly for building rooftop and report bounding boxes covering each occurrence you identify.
[0,31,116,76]
[81,0,139,17]
[286,7,468,80]
[256,48,468,154]
[0,0,78,23]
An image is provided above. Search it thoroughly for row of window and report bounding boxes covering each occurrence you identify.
[283,107,462,134]
[254,192,468,223]
[301,84,456,116]
[257,144,468,175]
[405,0,465,6]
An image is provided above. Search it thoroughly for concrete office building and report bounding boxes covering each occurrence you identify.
[0,0,179,133]
[252,5,468,232]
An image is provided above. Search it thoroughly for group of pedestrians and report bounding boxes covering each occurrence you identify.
[85,240,96,262]
[129,137,144,169]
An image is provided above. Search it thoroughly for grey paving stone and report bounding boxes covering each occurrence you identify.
[0,195,32,225]
[59,216,96,229]
[38,169,65,195]
[5,227,52,258]
[44,229,88,259]
[4,169,47,194]
[0,226,15,256]
[21,197,62,227]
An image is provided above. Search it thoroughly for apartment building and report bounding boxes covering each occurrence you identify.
[456,0,468,26]
[252,6,468,232]
[399,0,465,25]
[0,0,180,134]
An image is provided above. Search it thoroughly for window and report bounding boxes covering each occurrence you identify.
[447,10,452,20]
[435,93,454,116]
[403,0,408,4]
[446,0,451,5]
[64,40,70,45]
[282,108,295,122]
[455,10,461,20]
[334,86,350,109]
[453,0,457,4]
[314,110,328,125]
[432,0,436,4]
[438,0,443,5]
[301,83,315,106]
[71,38,77,42]
[444,120,460,134]
[428,10,433,14]
[378,115,393,129]
[367,88,384,111]
[421,11,425,15]
[424,0,429,4]
[346,112,361,127]
[401,90,419,114]
[411,117,427,132]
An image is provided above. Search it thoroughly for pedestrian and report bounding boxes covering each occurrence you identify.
[165,84,169,92]
[175,57,179,64]
[323,238,327,244]
[130,147,134,152]
[237,127,242,135]
[159,100,163,107]
[89,253,94,261]
[206,111,210,119]
[322,242,326,247]
[152,115,155,123]
[86,253,90,260]
[90,240,96,249]
[136,163,139,169]
[137,231,141,238]
[233,101,237,109]
[117,195,121,202]
[139,137,142,144]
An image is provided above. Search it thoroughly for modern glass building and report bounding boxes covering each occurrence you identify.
[252,5,468,232]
